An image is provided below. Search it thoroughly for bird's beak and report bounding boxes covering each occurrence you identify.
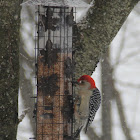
[71,80,79,85]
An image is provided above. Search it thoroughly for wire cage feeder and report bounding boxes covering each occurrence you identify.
[21,0,90,140]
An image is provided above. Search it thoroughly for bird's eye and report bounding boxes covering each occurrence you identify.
[79,80,84,84]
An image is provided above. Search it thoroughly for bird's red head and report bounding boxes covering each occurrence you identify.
[77,75,96,89]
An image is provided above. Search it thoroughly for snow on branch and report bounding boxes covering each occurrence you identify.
[18,107,31,123]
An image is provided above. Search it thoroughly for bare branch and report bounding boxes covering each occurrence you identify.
[114,88,134,140]
[113,22,128,69]
[115,25,127,63]
[18,108,30,123]
[116,50,140,66]
[115,79,140,88]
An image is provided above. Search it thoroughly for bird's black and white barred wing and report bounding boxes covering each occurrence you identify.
[84,88,101,133]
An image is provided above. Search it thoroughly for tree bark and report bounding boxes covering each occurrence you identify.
[74,0,138,78]
[0,0,22,139]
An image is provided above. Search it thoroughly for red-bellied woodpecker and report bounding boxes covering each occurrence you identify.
[74,75,101,137]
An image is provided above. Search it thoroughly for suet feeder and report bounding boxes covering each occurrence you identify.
[21,0,89,140]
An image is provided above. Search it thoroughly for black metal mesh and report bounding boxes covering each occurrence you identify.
[33,6,77,140]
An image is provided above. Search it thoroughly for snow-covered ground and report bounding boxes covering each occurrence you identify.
[17,2,140,140]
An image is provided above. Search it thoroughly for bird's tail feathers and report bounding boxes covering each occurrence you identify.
[84,119,89,133]
[73,125,83,138]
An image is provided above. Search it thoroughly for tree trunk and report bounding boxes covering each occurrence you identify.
[0,0,22,139]
[101,48,134,140]
[101,51,113,140]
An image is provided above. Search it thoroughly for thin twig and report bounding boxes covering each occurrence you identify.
[113,21,128,68]
[116,50,140,66]
[115,79,140,88]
